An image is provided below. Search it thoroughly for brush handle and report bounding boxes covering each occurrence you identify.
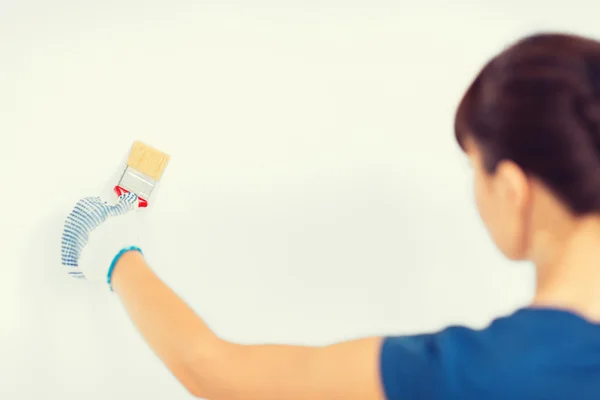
[114,186,148,208]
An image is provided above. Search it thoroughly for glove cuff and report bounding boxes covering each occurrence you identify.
[107,246,143,291]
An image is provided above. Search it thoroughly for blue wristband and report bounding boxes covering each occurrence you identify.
[107,246,143,291]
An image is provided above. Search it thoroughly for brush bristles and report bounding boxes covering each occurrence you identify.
[126,141,170,181]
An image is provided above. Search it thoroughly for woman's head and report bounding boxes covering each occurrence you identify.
[456,33,600,262]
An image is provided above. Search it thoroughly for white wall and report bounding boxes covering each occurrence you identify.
[0,1,596,398]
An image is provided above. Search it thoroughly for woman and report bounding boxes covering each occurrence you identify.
[61,32,600,399]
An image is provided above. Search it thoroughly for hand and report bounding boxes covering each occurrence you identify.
[61,192,146,289]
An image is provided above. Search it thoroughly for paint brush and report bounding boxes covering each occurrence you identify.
[114,141,170,208]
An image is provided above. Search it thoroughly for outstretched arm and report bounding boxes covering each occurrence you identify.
[112,250,386,400]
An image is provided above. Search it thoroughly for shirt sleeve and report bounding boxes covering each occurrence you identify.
[379,326,477,399]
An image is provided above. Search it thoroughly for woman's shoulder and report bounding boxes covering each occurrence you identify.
[379,307,600,399]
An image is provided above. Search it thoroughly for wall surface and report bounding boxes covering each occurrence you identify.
[0,1,597,398]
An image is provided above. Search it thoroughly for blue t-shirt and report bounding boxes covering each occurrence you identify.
[380,307,600,399]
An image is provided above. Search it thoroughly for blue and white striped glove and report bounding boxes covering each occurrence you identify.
[61,192,145,289]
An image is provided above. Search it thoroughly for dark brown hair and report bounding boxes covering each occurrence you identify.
[455,33,600,215]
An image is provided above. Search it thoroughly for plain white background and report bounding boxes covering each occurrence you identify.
[1,1,598,398]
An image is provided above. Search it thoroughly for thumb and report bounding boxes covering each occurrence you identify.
[108,192,139,217]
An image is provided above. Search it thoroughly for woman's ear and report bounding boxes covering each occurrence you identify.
[495,160,530,211]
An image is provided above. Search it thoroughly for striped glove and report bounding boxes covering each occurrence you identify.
[61,192,145,289]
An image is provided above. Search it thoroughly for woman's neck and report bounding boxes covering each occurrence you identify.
[533,218,600,322]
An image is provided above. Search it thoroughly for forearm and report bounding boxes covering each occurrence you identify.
[110,251,321,399]
[111,251,223,396]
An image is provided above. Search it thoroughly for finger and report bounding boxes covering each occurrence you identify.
[109,192,139,216]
